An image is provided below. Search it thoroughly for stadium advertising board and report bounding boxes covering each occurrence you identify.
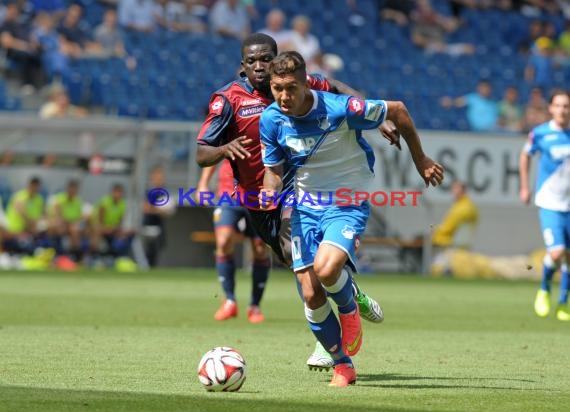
[371,132,530,205]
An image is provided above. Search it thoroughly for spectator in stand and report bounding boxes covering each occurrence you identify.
[32,12,69,81]
[39,83,87,119]
[410,0,475,56]
[525,36,555,92]
[498,86,525,133]
[259,8,292,51]
[0,3,42,93]
[95,9,126,57]
[118,0,156,32]
[524,87,550,132]
[168,0,207,33]
[440,80,499,132]
[379,0,415,26]
[31,0,66,19]
[58,4,104,57]
[289,15,321,72]
[209,0,250,41]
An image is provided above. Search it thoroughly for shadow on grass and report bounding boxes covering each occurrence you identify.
[358,373,544,391]
[0,385,427,412]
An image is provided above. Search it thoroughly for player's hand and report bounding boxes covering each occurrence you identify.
[379,120,401,150]
[222,136,253,161]
[520,187,531,204]
[258,189,277,210]
[416,156,444,187]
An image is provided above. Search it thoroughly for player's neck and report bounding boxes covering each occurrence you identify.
[551,119,570,130]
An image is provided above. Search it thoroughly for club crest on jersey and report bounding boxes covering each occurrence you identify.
[318,115,330,130]
[341,225,357,240]
[285,135,318,153]
[238,105,265,118]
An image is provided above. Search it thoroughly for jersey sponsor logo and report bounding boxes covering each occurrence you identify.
[348,98,364,115]
[285,135,318,154]
[238,105,265,117]
[549,144,570,160]
[365,102,382,122]
[211,96,225,115]
[240,99,263,106]
[341,225,357,240]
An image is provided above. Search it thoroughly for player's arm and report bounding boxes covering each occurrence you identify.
[385,100,443,187]
[519,151,532,204]
[197,165,216,193]
[260,164,283,210]
[196,94,253,167]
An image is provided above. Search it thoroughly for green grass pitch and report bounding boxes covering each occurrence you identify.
[0,269,568,412]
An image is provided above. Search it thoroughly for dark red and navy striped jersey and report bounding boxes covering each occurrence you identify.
[197,73,332,210]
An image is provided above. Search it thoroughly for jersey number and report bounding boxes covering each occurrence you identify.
[291,236,302,260]
[542,228,555,247]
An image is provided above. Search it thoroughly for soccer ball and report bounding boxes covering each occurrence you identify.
[197,347,247,392]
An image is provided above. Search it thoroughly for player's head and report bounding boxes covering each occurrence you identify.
[66,179,79,196]
[28,176,41,194]
[548,89,570,127]
[241,33,278,92]
[268,51,310,116]
[476,80,492,98]
[111,183,124,201]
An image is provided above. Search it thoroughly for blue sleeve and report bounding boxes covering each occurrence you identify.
[345,96,388,130]
[196,94,233,147]
[260,110,286,166]
[524,130,541,155]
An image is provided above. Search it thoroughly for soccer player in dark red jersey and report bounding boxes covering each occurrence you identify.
[196,33,396,370]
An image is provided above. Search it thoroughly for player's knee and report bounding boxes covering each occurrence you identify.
[549,249,565,264]
[313,257,343,283]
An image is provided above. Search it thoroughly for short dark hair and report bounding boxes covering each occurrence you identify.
[548,89,570,104]
[268,51,306,79]
[67,179,79,188]
[242,33,278,56]
[112,183,124,192]
[29,176,41,185]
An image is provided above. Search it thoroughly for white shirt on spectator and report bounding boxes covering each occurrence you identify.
[209,0,250,39]
[118,0,155,31]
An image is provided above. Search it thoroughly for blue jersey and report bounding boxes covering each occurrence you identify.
[524,120,570,212]
[260,91,387,207]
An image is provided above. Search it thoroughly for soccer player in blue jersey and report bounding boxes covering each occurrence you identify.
[259,51,444,386]
[519,90,570,321]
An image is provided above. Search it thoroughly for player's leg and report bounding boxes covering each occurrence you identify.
[316,204,371,357]
[213,207,239,320]
[555,214,570,321]
[280,204,384,323]
[297,269,356,387]
[535,209,565,317]
[246,222,270,323]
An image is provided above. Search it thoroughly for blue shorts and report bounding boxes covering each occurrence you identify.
[213,206,257,238]
[538,208,570,251]
[290,202,369,272]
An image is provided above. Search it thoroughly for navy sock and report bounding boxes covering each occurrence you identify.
[305,302,351,366]
[251,258,270,306]
[216,255,236,302]
[559,264,568,305]
[323,268,357,314]
[540,255,556,292]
